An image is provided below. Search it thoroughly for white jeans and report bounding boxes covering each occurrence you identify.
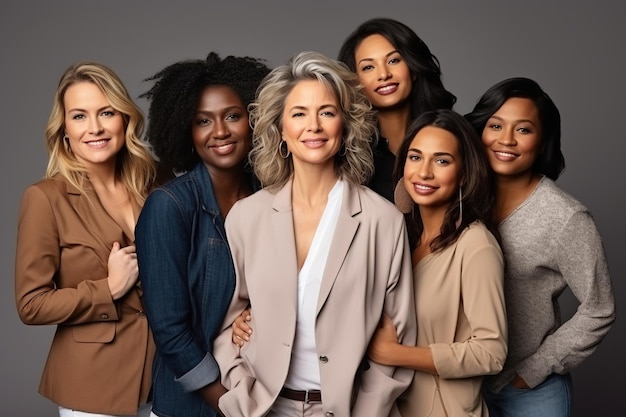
[59,403,151,417]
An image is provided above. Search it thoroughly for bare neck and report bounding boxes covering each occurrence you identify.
[291,165,338,209]
[494,173,542,223]
[206,164,253,218]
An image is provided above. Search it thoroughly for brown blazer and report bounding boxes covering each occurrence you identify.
[15,176,154,415]
[214,180,417,417]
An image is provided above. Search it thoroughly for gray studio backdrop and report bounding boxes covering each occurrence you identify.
[1,1,623,415]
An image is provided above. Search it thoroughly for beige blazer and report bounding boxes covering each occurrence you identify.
[15,176,154,415]
[214,180,417,417]
[398,223,507,417]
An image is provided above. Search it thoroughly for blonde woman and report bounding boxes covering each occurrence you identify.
[15,62,156,417]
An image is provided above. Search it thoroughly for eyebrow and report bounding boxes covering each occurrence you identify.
[196,105,245,115]
[488,115,537,125]
[357,50,400,65]
[408,148,454,158]
[288,104,338,112]
[67,105,115,113]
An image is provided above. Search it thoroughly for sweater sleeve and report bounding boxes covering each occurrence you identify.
[516,210,615,387]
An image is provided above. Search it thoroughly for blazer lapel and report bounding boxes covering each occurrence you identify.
[67,180,143,309]
[67,181,127,254]
[271,181,299,314]
[316,182,361,315]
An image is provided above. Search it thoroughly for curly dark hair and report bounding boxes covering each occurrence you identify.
[393,109,498,251]
[338,17,456,118]
[141,52,271,172]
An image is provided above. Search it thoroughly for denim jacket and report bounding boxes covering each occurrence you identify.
[136,162,251,417]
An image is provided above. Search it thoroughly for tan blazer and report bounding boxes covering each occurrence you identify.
[15,176,154,415]
[214,180,417,417]
[398,223,507,417]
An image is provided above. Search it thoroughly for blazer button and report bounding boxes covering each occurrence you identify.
[325,412,334,417]
[319,355,328,363]
[100,313,109,320]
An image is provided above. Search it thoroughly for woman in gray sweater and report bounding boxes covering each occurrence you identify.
[465,77,615,417]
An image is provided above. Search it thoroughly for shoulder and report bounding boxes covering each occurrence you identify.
[140,173,206,225]
[236,187,275,207]
[28,176,66,193]
[533,177,588,215]
[355,183,403,218]
[457,222,502,253]
[146,172,198,203]
[508,177,592,234]
[18,177,75,226]
[227,188,274,223]
[21,176,68,204]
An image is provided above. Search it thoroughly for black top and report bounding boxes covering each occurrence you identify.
[366,136,396,203]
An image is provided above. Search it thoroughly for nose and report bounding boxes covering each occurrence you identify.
[307,115,322,132]
[378,64,391,81]
[418,162,433,179]
[213,119,231,139]
[498,127,517,145]
[88,117,103,134]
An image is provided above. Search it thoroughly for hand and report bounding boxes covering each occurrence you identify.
[232,308,252,347]
[106,242,139,300]
[198,379,227,415]
[367,314,399,366]
[512,373,530,389]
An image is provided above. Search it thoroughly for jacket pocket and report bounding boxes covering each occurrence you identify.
[72,321,115,343]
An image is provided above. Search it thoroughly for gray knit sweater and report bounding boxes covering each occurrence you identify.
[487,176,615,392]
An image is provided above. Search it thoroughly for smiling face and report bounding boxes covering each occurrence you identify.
[191,85,252,173]
[403,125,461,212]
[481,97,542,180]
[354,34,413,110]
[281,79,343,172]
[63,81,126,170]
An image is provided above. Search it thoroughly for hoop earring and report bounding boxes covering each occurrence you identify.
[279,139,291,159]
[455,187,463,228]
[63,134,72,152]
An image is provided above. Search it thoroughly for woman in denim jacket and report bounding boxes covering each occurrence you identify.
[135,52,270,417]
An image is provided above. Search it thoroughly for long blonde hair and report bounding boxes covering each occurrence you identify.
[45,62,155,205]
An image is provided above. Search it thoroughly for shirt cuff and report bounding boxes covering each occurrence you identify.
[175,353,220,392]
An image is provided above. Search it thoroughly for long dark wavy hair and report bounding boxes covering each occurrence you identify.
[393,109,499,251]
[338,17,456,118]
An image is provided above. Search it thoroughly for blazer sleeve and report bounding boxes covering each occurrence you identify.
[15,183,119,325]
[213,201,268,416]
[352,215,417,417]
[430,230,508,378]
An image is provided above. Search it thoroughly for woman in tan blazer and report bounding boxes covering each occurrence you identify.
[368,110,507,417]
[213,51,417,417]
[15,62,156,416]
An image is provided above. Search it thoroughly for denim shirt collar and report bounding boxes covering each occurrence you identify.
[187,162,260,217]
[188,162,221,217]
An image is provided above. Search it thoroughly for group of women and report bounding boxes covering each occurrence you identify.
[15,16,614,417]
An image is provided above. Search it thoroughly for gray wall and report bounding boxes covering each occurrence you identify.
[1,1,623,415]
